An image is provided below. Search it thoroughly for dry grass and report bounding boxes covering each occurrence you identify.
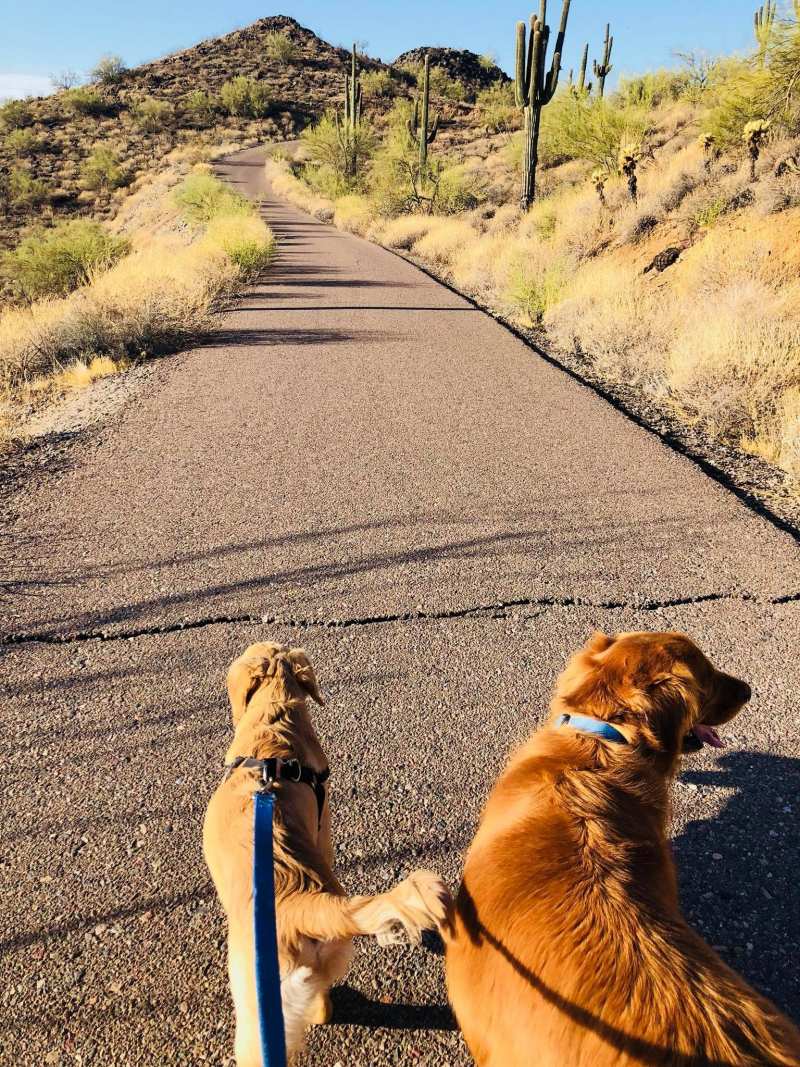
[1,160,274,435]
[264,160,334,221]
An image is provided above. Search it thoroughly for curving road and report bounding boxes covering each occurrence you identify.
[1,145,799,1066]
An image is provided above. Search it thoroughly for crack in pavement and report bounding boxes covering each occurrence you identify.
[3,590,799,648]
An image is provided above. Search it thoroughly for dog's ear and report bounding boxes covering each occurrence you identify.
[584,631,615,655]
[226,643,283,725]
[287,648,325,706]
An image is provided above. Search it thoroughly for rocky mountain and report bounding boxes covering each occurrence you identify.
[393,47,509,98]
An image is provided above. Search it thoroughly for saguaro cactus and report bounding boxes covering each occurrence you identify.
[336,43,362,178]
[754,3,776,59]
[515,0,572,211]
[593,24,614,98]
[576,43,590,94]
[407,53,439,172]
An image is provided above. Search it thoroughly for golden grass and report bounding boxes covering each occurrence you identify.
[333,194,375,236]
[1,160,274,435]
[411,219,476,266]
[264,160,334,221]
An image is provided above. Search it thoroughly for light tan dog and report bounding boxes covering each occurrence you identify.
[203,641,449,1066]
[446,631,800,1067]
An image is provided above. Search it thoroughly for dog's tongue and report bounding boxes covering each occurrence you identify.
[693,724,725,749]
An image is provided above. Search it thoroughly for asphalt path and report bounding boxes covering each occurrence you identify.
[2,146,799,1066]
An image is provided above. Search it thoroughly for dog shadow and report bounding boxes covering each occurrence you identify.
[673,750,800,1021]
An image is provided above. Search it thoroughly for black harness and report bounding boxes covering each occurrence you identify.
[224,756,330,825]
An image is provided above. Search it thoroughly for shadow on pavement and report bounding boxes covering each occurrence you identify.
[674,750,800,1020]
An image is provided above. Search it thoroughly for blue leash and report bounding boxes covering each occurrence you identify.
[253,791,287,1067]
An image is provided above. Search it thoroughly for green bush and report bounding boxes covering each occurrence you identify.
[131,97,173,133]
[429,66,465,101]
[477,81,518,133]
[0,99,32,131]
[703,60,772,150]
[63,87,106,117]
[5,128,40,156]
[9,169,48,208]
[81,147,128,191]
[173,173,251,223]
[219,76,270,118]
[91,55,126,84]
[435,164,487,214]
[301,111,376,187]
[539,92,650,171]
[617,70,691,109]
[361,69,395,98]
[184,89,216,127]
[1,220,129,300]
[264,31,298,63]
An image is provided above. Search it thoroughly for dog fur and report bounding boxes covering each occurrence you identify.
[204,641,449,1065]
[445,631,800,1067]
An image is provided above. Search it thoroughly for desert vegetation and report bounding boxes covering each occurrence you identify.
[268,12,800,489]
[0,155,274,434]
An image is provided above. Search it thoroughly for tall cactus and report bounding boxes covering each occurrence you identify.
[515,0,572,211]
[407,53,439,172]
[336,43,362,178]
[576,43,590,94]
[754,2,776,64]
[593,23,614,98]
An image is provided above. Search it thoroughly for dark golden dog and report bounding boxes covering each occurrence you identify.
[446,631,800,1066]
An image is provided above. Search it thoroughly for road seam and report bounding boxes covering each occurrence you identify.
[3,590,798,647]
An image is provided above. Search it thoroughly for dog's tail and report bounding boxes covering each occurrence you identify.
[280,869,451,945]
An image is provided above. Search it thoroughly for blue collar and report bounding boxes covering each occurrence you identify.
[556,712,628,744]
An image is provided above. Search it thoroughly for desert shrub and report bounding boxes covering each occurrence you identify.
[0,177,274,403]
[5,128,40,156]
[704,60,772,149]
[91,55,126,84]
[0,99,32,131]
[429,66,465,101]
[203,214,275,274]
[412,218,475,264]
[173,172,250,223]
[540,93,650,170]
[504,255,567,325]
[380,215,435,249]
[477,81,519,134]
[264,31,298,63]
[479,53,498,71]
[131,97,173,133]
[760,14,800,134]
[220,76,270,118]
[301,111,375,188]
[1,221,129,300]
[361,69,395,98]
[265,159,334,220]
[617,70,690,109]
[184,90,216,127]
[51,70,80,91]
[333,194,376,235]
[435,164,488,214]
[62,87,106,117]
[81,147,128,191]
[9,169,48,208]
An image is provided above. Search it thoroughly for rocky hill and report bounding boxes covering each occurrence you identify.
[1,16,487,254]
[394,47,508,98]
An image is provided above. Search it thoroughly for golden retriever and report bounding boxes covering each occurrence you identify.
[446,631,800,1066]
[204,641,449,1065]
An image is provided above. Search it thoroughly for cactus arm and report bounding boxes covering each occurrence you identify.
[544,0,571,102]
[578,43,588,92]
[515,21,528,106]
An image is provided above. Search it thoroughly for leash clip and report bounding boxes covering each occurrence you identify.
[258,760,277,794]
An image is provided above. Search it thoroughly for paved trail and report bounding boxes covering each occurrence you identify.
[2,146,799,1066]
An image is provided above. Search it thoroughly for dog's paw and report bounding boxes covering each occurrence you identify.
[390,870,452,942]
[375,922,407,947]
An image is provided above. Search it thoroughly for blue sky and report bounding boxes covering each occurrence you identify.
[1,0,766,100]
